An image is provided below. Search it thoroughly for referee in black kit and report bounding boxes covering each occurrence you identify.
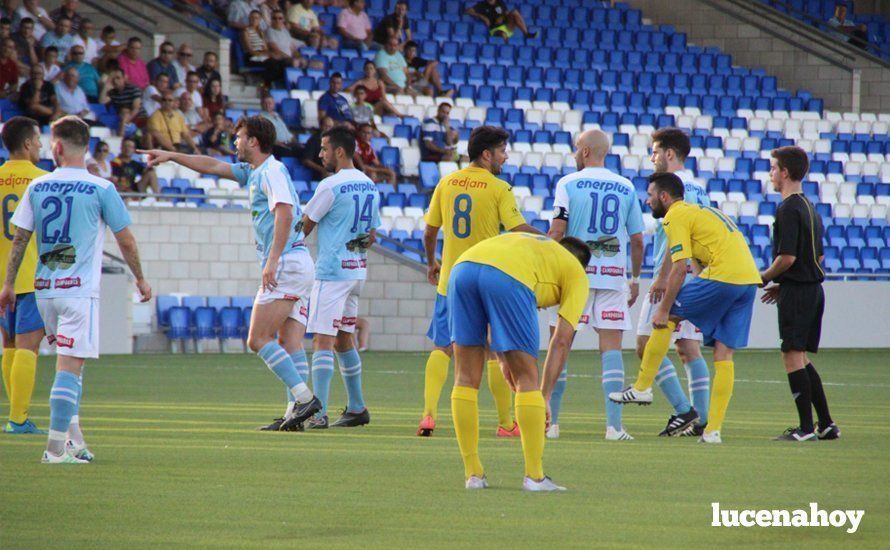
[760,146,840,442]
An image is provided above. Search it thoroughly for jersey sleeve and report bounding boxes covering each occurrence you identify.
[371,192,382,229]
[303,183,334,222]
[498,185,525,230]
[262,169,295,211]
[775,205,800,257]
[553,178,569,212]
[424,182,443,227]
[663,209,692,262]
[99,185,133,232]
[557,265,590,328]
[9,187,35,232]
[625,194,644,235]
[229,162,251,186]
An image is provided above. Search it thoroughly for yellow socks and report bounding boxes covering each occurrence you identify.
[487,359,514,428]
[422,350,450,420]
[634,321,676,391]
[451,385,483,478]
[515,391,546,480]
[9,349,38,424]
[708,360,734,433]
[1,348,13,400]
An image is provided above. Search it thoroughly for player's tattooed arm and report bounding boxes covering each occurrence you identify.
[4,228,32,286]
[114,228,153,302]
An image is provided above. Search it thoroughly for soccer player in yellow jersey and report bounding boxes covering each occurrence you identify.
[0,117,47,434]
[609,173,761,444]
[417,126,538,437]
[448,232,590,491]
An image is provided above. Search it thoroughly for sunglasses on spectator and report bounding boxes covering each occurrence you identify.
[162,49,174,54]
[72,50,84,55]
[179,52,192,57]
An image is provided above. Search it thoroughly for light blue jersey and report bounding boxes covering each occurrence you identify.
[231,156,308,267]
[553,167,644,291]
[652,170,710,277]
[10,168,131,298]
[304,168,380,281]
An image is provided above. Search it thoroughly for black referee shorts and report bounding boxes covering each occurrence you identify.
[777,282,824,353]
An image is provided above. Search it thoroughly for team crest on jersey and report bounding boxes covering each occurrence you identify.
[40,245,77,270]
[586,236,621,258]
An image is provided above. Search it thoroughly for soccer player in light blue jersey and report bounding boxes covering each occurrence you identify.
[636,128,710,436]
[0,116,152,463]
[141,116,322,432]
[547,130,644,441]
[301,126,380,429]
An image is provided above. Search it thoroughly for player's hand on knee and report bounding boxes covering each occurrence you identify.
[652,308,669,329]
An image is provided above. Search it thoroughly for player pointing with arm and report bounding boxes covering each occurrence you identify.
[140,116,322,432]
[547,129,644,441]
[417,125,539,438]
[0,116,151,463]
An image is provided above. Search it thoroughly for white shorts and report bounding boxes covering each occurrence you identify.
[306,279,364,336]
[254,253,314,325]
[636,298,703,341]
[38,297,99,359]
[547,288,632,331]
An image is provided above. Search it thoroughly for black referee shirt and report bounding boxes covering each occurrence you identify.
[772,193,825,284]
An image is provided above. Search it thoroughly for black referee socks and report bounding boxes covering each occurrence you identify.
[806,363,834,428]
[787,369,814,434]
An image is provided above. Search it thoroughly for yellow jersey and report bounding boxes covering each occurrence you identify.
[455,233,589,327]
[424,166,525,295]
[0,160,47,294]
[663,201,761,285]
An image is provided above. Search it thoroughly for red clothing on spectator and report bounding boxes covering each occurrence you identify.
[357,140,378,166]
[0,58,17,90]
[118,53,150,89]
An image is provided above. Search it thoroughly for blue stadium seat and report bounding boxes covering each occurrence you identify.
[167,306,191,340]
[182,296,205,312]
[420,162,439,189]
[193,307,217,340]
[156,295,180,328]
[207,296,230,312]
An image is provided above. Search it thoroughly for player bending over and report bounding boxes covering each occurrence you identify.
[547,129,644,441]
[418,125,538,437]
[0,117,49,435]
[300,126,380,429]
[141,116,322,432]
[0,116,152,463]
[609,173,761,444]
[449,233,589,491]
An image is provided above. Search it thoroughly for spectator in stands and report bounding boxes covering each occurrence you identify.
[143,72,171,117]
[18,63,60,125]
[228,0,263,31]
[242,9,290,88]
[147,41,181,89]
[87,140,112,179]
[350,85,373,125]
[196,51,221,89]
[374,35,410,95]
[97,25,122,71]
[202,76,227,119]
[147,90,198,153]
[301,114,333,180]
[266,8,311,68]
[0,16,9,41]
[372,0,410,47]
[346,60,402,117]
[11,16,37,66]
[828,4,869,50]
[403,40,450,98]
[336,0,372,51]
[118,36,150,89]
[183,71,207,119]
[172,44,196,87]
[355,123,395,183]
[258,94,298,157]
[466,0,537,42]
[49,0,80,33]
[100,68,145,137]
[202,112,235,156]
[15,0,53,42]
[179,90,211,135]
[40,45,61,83]
[71,17,99,65]
[420,102,457,162]
[39,16,73,62]
[55,66,95,120]
[64,45,100,101]
[287,0,337,49]
[318,71,354,124]
[0,40,17,97]
[112,136,159,194]
[3,36,27,85]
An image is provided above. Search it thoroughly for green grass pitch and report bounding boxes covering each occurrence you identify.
[1,349,888,547]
